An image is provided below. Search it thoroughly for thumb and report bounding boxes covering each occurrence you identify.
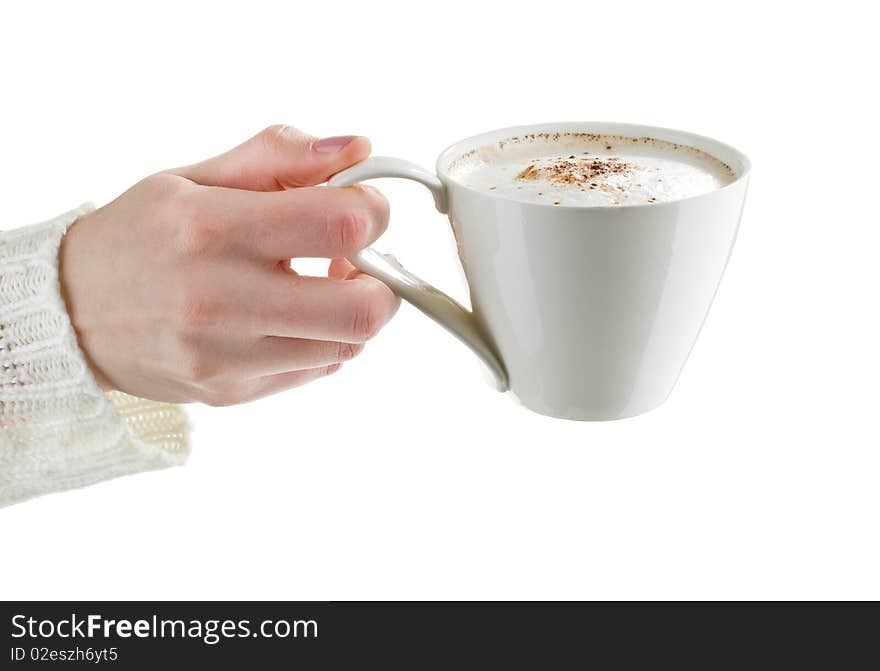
[172,125,372,191]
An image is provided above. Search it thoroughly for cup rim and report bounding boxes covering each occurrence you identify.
[435,121,751,211]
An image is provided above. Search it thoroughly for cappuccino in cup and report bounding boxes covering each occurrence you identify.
[448,132,735,207]
[329,123,750,420]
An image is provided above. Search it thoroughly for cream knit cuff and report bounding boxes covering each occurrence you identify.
[1,205,190,507]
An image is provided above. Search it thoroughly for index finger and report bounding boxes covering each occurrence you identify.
[194,182,390,260]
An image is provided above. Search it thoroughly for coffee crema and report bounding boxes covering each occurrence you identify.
[447,133,735,206]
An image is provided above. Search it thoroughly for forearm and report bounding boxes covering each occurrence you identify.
[0,206,189,507]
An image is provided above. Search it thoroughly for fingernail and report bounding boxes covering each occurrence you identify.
[313,135,357,153]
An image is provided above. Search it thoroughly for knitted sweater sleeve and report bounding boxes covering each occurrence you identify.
[0,205,189,507]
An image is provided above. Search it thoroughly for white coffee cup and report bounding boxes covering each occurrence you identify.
[329,122,750,420]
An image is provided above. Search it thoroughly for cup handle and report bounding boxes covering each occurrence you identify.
[328,156,508,392]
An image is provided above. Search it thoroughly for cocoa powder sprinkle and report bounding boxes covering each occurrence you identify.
[514,156,638,187]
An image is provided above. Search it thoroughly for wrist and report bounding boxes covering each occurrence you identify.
[58,209,114,391]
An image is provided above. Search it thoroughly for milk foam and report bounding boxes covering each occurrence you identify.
[447,133,735,206]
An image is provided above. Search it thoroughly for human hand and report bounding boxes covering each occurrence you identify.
[59,126,399,405]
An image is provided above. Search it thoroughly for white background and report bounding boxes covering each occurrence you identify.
[2,1,878,600]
